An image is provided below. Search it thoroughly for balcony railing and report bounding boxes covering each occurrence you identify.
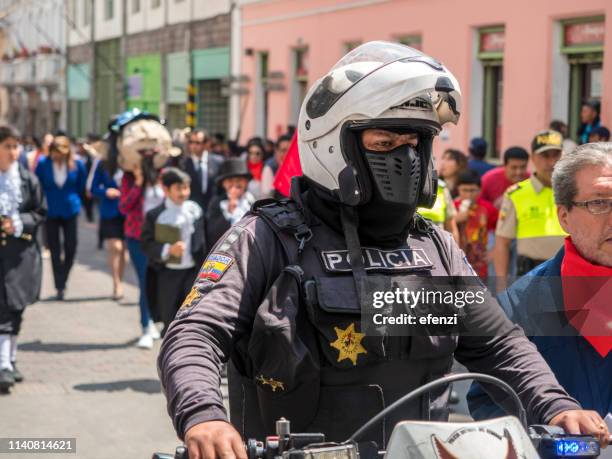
[12,58,36,85]
[35,54,63,85]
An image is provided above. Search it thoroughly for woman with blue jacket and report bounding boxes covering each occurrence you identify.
[35,136,86,300]
[90,156,127,300]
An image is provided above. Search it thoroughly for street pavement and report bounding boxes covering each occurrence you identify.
[0,218,227,459]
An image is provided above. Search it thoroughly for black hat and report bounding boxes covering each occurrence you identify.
[215,158,252,185]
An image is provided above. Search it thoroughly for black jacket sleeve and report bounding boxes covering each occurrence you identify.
[157,215,285,439]
[140,207,166,264]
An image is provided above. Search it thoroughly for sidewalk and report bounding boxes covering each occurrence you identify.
[0,218,227,458]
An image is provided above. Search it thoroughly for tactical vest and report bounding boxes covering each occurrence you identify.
[228,199,458,448]
[508,179,566,239]
[416,184,446,225]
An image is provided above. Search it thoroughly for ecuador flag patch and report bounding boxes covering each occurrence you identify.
[198,254,234,282]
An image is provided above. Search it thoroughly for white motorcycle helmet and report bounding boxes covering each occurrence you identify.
[297,41,461,209]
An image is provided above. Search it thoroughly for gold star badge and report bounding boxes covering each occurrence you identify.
[256,374,285,392]
[180,287,201,310]
[330,322,367,366]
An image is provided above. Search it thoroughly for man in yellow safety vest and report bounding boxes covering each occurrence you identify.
[494,130,566,289]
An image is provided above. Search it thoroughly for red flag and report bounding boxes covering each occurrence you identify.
[273,132,302,197]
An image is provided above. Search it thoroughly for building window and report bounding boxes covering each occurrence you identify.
[561,16,605,142]
[166,104,187,131]
[395,34,422,50]
[152,0,161,8]
[132,0,141,13]
[104,0,114,20]
[83,0,91,26]
[197,80,229,137]
[290,47,309,125]
[256,51,269,137]
[478,26,505,157]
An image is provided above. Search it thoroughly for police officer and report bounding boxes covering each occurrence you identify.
[158,43,608,458]
[494,130,566,288]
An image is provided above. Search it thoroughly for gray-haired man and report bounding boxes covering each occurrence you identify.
[468,142,612,447]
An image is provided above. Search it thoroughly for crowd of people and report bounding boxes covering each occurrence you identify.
[0,120,295,391]
[421,105,610,291]
[0,95,609,395]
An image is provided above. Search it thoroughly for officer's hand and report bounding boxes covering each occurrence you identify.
[184,420,247,459]
[549,410,610,448]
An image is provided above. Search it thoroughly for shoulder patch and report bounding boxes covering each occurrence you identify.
[198,253,234,282]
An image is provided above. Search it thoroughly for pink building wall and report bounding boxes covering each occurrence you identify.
[239,0,611,157]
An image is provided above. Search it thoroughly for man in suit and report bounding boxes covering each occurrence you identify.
[180,129,224,215]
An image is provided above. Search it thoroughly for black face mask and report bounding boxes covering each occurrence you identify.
[362,141,422,207]
[305,143,422,249]
[357,143,422,247]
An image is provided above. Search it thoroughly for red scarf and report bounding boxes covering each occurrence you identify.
[248,160,263,181]
[561,237,612,357]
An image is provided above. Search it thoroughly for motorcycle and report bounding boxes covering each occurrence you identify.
[153,373,610,459]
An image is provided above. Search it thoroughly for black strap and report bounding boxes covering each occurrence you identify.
[340,205,368,286]
[251,198,312,265]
